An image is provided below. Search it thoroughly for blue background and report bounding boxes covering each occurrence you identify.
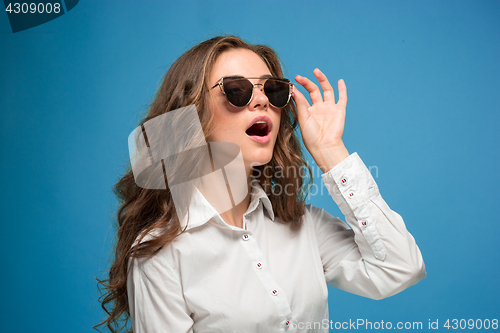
[1,0,499,331]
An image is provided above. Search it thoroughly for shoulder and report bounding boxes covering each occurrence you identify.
[303,203,342,223]
[129,227,186,272]
[303,204,350,233]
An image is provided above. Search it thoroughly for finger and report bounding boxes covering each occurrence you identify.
[337,79,347,106]
[291,85,311,126]
[295,74,323,105]
[314,68,335,103]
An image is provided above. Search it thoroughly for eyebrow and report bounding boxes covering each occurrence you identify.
[218,74,274,81]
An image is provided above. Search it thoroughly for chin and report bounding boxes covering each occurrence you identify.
[246,151,274,169]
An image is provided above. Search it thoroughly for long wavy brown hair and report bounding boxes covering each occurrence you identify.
[95,36,312,332]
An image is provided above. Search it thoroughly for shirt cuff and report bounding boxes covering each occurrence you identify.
[321,152,380,215]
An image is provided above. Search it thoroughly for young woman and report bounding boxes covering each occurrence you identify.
[97,36,425,332]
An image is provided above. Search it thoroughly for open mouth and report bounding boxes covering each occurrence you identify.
[245,116,272,143]
[246,121,270,137]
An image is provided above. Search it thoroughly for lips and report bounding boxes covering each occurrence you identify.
[245,116,272,143]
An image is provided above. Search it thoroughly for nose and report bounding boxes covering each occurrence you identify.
[254,83,264,91]
[249,83,269,110]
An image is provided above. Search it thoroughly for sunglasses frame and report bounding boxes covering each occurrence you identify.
[211,76,294,108]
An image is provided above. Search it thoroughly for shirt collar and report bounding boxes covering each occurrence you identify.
[247,182,274,221]
[179,183,275,231]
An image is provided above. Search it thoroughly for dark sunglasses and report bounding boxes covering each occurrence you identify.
[211,76,294,108]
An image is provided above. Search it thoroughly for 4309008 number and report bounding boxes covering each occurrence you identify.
[444,319,498,330]
[5,2,61,14]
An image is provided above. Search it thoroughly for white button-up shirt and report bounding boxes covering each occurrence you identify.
[127,153,426,332]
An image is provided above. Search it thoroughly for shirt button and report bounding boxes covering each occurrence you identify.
[271,289,278,296]
[340,176,348,185]
[256,262,263,269]
[348,191,355,198]
[242,234,250,241]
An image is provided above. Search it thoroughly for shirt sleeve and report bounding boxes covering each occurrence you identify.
[312,152,426,300]
[127,252,194,333]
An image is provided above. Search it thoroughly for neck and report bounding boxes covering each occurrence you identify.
[219,190,251,229]
[194,164,254,229]
[220,168,254,228]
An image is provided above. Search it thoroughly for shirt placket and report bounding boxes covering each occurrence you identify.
[239,214,293,331]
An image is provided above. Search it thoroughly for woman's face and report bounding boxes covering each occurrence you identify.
[208,48,282,172]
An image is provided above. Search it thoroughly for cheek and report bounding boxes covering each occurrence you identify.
[210,103,229,137]
[273,113,282,137]
[211,113,244,142]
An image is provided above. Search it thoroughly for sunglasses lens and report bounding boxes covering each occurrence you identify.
[223,79,253,107]
[264,79,290,108]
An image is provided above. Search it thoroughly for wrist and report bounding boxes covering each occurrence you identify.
[311,143,349,173]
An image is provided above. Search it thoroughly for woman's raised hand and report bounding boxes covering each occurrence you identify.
[292,68,350,172]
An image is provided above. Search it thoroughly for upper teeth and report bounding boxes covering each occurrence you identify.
[255,121,266,125]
